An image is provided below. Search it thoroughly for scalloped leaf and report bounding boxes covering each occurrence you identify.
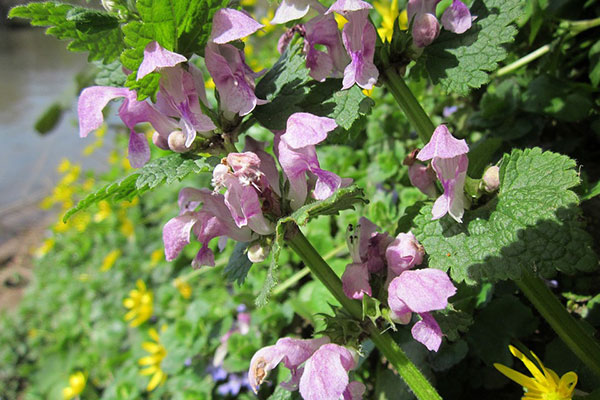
[413,148,598,284]
[419,0,525,95]
[63,154,219,221]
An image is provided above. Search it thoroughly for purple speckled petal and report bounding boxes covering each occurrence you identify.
[163,213,198,261]
[412,12,440,47]
[385,232,424,276]
[326,0,372,14]
[137,41,187,80]
[343,381,366,400]
[417,124,469,161]
[210,8,264,44]
[441,0,472,34]
[390,269,457,313]
[127,130,151,168]
[411,312,443,351]
[281,112,337,148]
[431,154,468,222]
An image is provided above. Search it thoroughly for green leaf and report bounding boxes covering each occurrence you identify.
[413,148,598,284]
[253,43,373,135]
[120,0,227,100]
[64,154,219,221]
[9,2,124,63]
[420,0,525,95]
[589,41,600,88]
[34,102,63,135]
[268,386,302,400]
[94,60,127,87]
[257,186,367,307]
[434,307,473,342]
[223,242,253,286]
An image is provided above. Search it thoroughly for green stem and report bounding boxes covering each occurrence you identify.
[562,16,600,36]
[516,271,600,378]
[286,226,442,400]
[496,44,552,77]
[381,68,435,144]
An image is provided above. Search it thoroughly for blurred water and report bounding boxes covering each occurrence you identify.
[0,28,114,213]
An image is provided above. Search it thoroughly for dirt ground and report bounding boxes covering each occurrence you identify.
[0,206,54,312]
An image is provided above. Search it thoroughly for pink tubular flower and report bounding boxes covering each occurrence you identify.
[162,188,253,268]
[408,162,437,197]
[407,0,472,47]
[303,14,349,82]
[248,337,330,393]
[387,268,457,351]
[77,86,176,167]
[385,231,425,277]
[417,124,469,222]
[326,1,378,90]
[206,9,267,118]
[276,112,351,209]
[248,337,363,399]
[212,152,275,235]
[271,0,327,24]
[342,217,393,299]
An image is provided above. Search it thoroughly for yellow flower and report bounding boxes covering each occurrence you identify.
[101,249,121,271]
[139,328,167,391]
[257,9,275,37]
[335,13,348,29]
[62,371,86,400]
[34,238,55,258]
[241,0,256,6]
[123,280,153,327]
[362,88,374,97]
[94,200,112,223]
[374,0,399,42]
[399,9,408,30]
[57,158,72,173]
[82,178,95,192]
[173,278,192,299]
[150,249,164,267]
[494,345,578,400]
[205,78,216,90]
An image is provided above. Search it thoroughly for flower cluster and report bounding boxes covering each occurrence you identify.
[139,327,168,391]
[162,112,350,267]
[248,336,365,400]
[408,0,473,48]
[341,217,456,351]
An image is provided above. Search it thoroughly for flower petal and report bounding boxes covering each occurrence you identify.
[211,8,264,44]
[137,41,187,80]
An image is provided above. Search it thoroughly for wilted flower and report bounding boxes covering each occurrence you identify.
[494,345,578,400]
[62,371,86,400]
[417,124,469,223]
[123,279,153,327]
[387,268,456,351]
[139,328,167,391]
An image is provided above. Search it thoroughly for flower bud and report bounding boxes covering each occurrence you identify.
[408,163,437,198]
[168,131,190,153]
[248,243,270,263]
[412,12,440,48]
[152,131,169,150]
[385,232,424,277]
[482,166,500,193]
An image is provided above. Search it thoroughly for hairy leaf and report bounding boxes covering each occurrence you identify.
[413,148,598,284]
[64,154,219,221]
[420,0,525,95]
[224,242,253,286]
[253,44,373,136]
[94,60,127,87]
[9,2,124,63]
[121,0,227,100]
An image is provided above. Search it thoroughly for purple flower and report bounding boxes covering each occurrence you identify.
[303,14,349,82]
[407,0,472,47]
[387,268,456,351]
[212,152,275,235]
[276,112,351,209]
[299,343,363,400]
[408,162,437,197]
[248,337,330,393]
[385,232,425,277]
[210,8,264,44]
[207,364,228,381]
[417,125,469,222]
[326,1,378,90]
[205,42,267,117]
[341,217,393,299]
[442,105,458,118]
[441,0,473,34]
[77,86,176,167]
[271,0,327,24]
[162,188,253,268]
[136,41,187,80]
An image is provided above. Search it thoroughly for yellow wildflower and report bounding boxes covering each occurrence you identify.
[257,9,275,37]
[62,371,86,400]
[494,345,578,400]
[335,13,348,29]
[139,328,167,391]
[205,78,216,90]
[374,0,399,42]
[101,249,121,271]
[123,280,153,327]
[399,9,408,30]
[121,157,132,171]
[57,158,71,173]
[34,238,55,258]
[54,212,90,233]
[120,216,135,238]
[94,201,112,223]
[362,88,374,97]
[173,278,192,299]
[108,150,119,165]
[241,0,256,6]
[150,249,164,267]
[82,178,95,192]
